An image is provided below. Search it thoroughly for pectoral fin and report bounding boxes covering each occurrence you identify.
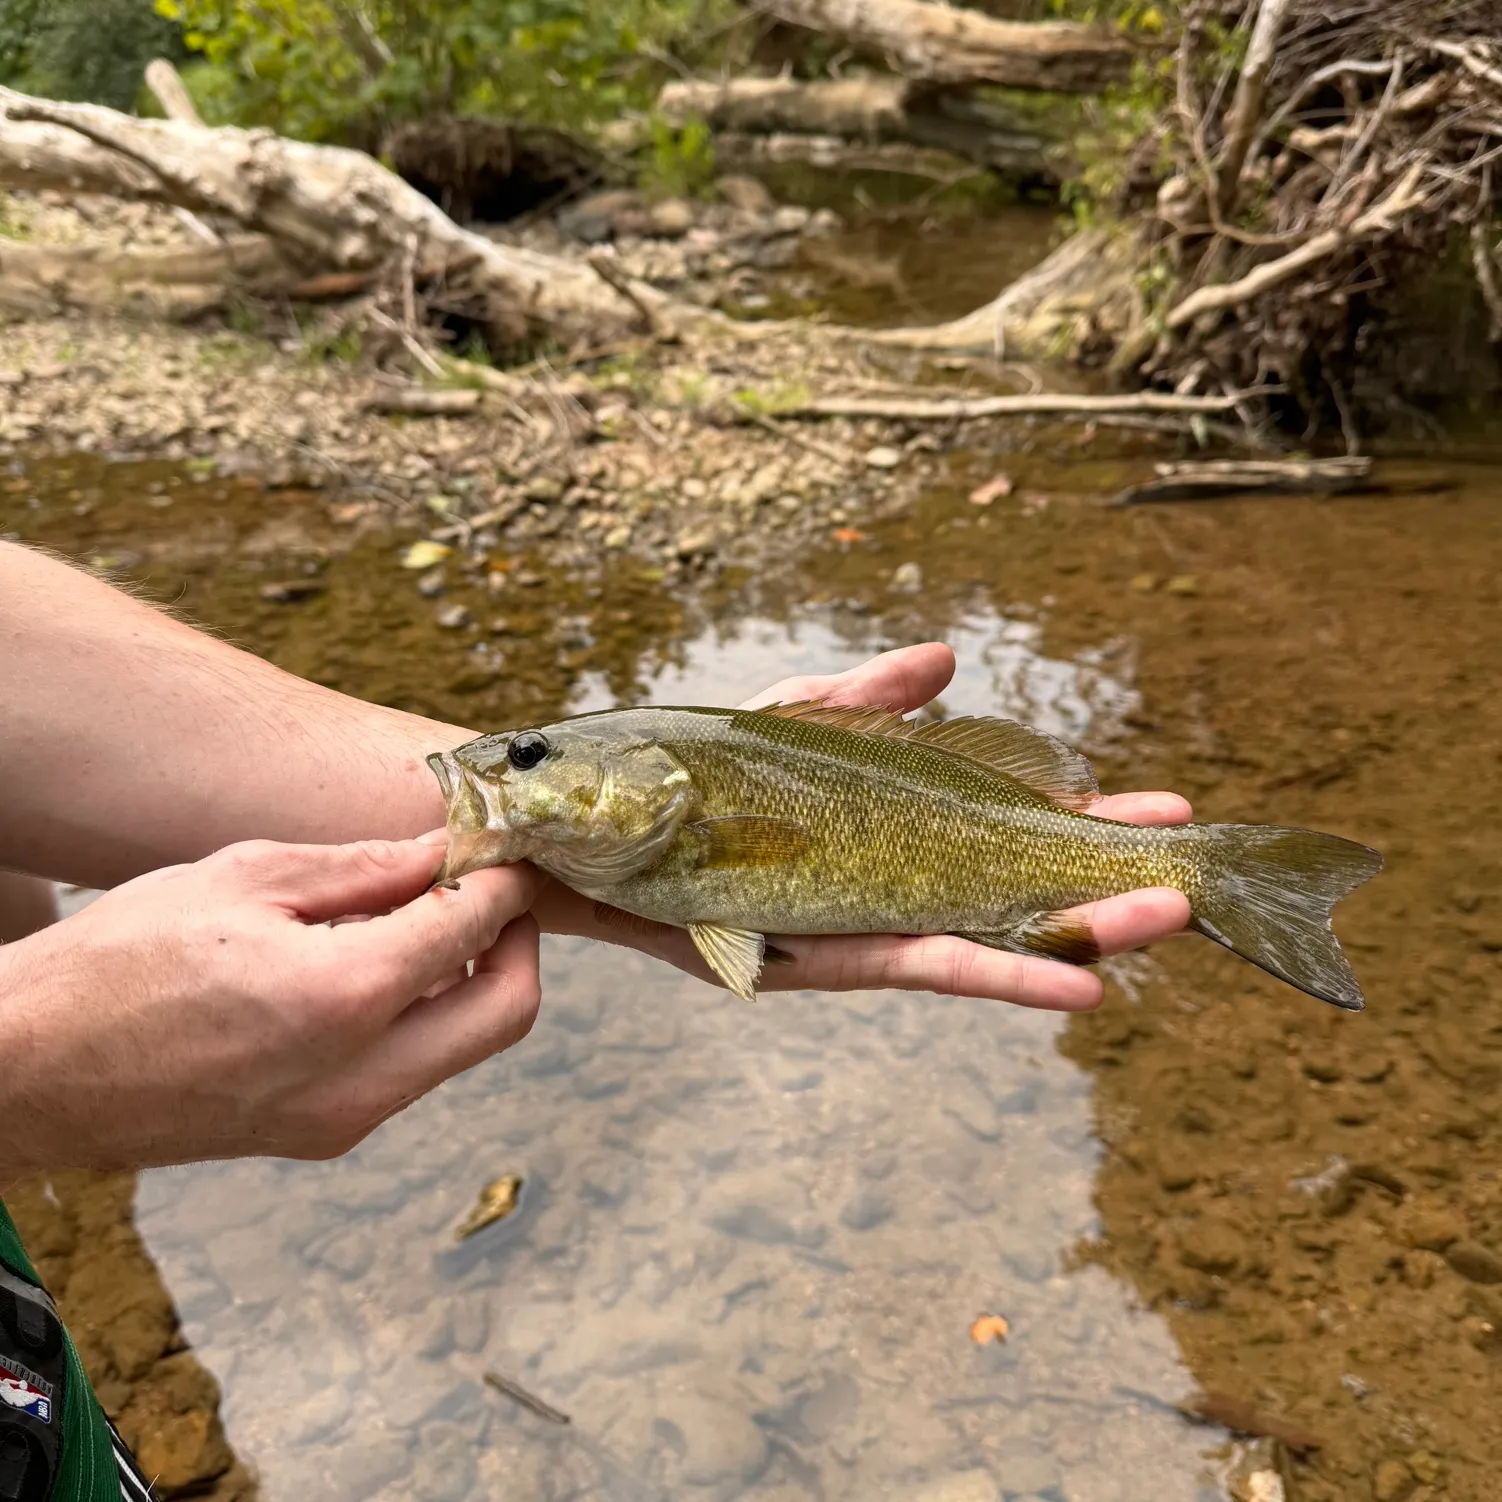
[690,815,810,869]
[954,911,1101,966]
[689,922,767,1001]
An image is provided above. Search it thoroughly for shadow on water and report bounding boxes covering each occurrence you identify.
[5,445,1501,1500]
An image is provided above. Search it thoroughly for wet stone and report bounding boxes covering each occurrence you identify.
[435,602,473,629]
[1177,1218,1242,1275]
[840,1191,895,1231]
[413,1421,479,1502]
[1373,1457,1416,1502]
[654,1391,770,1490]
[905,1470,1000,1502]
[1445,1240,1502,1284]
[416,566,447,597]
[321,1434,413,1502]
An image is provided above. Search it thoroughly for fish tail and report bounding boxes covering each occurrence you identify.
[1184,824,1382,1010]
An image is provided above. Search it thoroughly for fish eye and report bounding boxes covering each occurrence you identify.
[507,731,550,771]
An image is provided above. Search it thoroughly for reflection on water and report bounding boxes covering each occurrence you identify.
[134,608,1224,1502]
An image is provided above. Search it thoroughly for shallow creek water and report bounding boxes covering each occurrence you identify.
[5,444,1500,1502]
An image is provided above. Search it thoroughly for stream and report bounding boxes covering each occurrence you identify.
[4,428,1499,1501]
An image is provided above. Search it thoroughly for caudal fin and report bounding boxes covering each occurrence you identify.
[1188,824,1382,1010]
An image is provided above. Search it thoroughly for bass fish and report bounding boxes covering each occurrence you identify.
[427,703,1382,1008]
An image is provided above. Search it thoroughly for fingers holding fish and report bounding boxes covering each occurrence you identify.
[319,853,542,1021]
[737,641,956,714]
[1087,790,1194,826]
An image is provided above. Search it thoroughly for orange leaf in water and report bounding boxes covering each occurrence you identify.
[969,1315,1010,1346]
[830,526,868,545]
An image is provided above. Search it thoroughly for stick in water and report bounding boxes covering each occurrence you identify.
[484,1370,572,1426]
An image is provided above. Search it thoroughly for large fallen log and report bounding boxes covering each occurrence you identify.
[0,86,666,348]
[658,76,1057,179]
[0,235,293,319]
[750,0,1134,91]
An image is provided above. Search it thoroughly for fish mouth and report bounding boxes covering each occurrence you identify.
[425,750,523,882]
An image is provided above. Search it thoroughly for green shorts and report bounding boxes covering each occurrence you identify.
[0,1201,154,1500]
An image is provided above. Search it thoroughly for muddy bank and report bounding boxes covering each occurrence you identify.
[6,1174,255,1499]
[1058,477,1502,1502]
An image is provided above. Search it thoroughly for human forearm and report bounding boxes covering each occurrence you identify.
[0,543,473,886]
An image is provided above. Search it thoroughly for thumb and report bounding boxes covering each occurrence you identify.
[214,835,447,922]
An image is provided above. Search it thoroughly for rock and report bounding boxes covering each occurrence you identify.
[717,175,775,215]
[889,561,923,594]
[1372,1457,1416,1502]
[284,1381,353,1445]
[412,1421,479,1502]
[770,204,811,235]
[558,188,642,243]
[968,473,1013,506]
[1397,1203,1466,1251]
[649,197,696,237]
[1177,1218,1242,1275]
[839,1191,895,1231]
[708,1202,822,1248]
[1445,1240,1502,1284]
[1164,574,1200,596]
[1407,1450,1443,1486]
[904,1470,1000,1502]
[603,523,633,549]
[258,579,323,603]
[322,1435,413,1502]
[675,528,715,559]
[1243,1471,1286,1502]
[131,1409,234,1494]
[864,444,902,469]
[401,539,451,570]
[654,1391,769,1490]
[435,603,473,629]
[523,475,565,502]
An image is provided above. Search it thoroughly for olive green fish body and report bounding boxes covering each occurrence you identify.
[428,702,1382,1009]
[593,707,1191,935]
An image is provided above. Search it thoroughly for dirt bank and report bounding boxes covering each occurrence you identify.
[6,1174,256,1499]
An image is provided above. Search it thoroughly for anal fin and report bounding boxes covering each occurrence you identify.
[954,911,1101,966]
[689,922,767,1001]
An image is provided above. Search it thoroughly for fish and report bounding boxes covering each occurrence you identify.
[426,702,1382,1008]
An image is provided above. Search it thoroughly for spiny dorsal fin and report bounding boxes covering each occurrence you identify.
[756,700,911,735]
[756,700,1099,811]
[901,716,1099,810]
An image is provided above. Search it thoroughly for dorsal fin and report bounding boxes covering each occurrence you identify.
[755,700,911,734]
[901,716,1100,809]
[755,700,1100,811]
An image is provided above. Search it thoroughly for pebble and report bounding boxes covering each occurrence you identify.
[905,1470,1000,1502]
[716,175,775,215]
[1244,1471,1286,1502]
[653,1391,770,1489]
[435,603,473,629]
[864,444,902,470]
[839,1191,895,1231]
[1397,1203,1466,1251]
[1445,1239,1502,1284]
[1164,574,1200,596]
[258,579,323,603]
[415,568,447,599]
[321,1435,413,1502]
[1372,1457,1416,1502]
[649,198,696,238]
[411,1421,479,1502]
[675,528,714,558]
[1177,1218,1242,1275]
[889,560,923,594]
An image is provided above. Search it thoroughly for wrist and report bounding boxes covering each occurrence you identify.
[0,939,52,1187]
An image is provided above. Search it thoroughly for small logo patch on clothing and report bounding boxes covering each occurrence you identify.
[0,1357,53,1424]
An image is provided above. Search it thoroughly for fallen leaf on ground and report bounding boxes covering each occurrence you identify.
[454,1174,524,1241]
[831,526,868,544]
[969,1314,1010,1345]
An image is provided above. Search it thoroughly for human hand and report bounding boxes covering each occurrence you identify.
[535,642,1192,1011]
[0,837,540,1179]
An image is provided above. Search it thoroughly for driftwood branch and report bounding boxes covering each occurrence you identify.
[658,75,1057,179]
[1165,163,1427,330]
[0,84,673,348]
[1216,0,1292,214]
[750,0,1133,92]
[144,58,202,126]
[1111,456,1375,506]
[776,390,1257,421]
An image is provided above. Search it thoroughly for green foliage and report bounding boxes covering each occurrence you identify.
[4,0,186,109]
[156,0,737,144]
[638,115,715,201]
[1058,54,1174,223]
